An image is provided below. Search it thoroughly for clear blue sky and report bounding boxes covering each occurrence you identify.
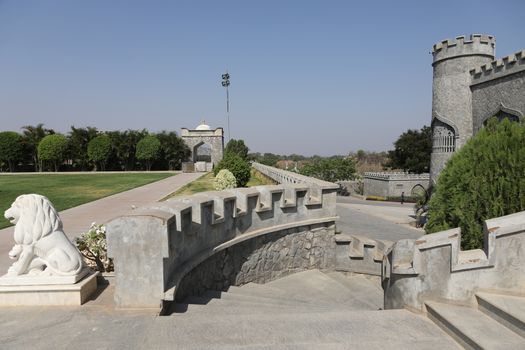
[0,0,523,155]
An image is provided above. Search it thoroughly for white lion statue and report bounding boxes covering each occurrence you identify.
[3,194,84,277]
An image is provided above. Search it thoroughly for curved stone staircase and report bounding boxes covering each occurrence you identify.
[167,270,461,349]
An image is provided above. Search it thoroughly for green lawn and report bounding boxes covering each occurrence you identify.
[0,173,174,229]
[164,169,277,200]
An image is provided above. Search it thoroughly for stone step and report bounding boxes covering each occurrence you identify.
[200,289,325,308]
[182,295,308,309]
[266,270,379,309]
[224,281,358,307]
[476,291,525,338]
[225,281,338,305]
[425,301,525,349]
[324,272,384,310]
[157,309,460,349]
[171,299,345,316]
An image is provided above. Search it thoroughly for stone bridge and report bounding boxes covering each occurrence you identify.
[106,167,339,311]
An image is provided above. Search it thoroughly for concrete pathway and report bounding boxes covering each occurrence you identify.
[0,270,460,349]
[0,172,204,271]
[336,196,424,242]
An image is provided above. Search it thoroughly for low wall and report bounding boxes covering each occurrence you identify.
[363,172,430,198]
[383,211,525,311]
[252,162,336,188]
[106,179,338,311]
[335,234,393,276]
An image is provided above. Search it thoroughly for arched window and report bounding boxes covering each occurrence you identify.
[484,109,521,125]
[432,119,456,153]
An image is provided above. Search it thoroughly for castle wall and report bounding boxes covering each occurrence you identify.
[363,172,430,198]
[470,51,525,133]
[430,35,495,184]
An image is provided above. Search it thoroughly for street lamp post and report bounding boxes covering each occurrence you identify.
[221,72,231,141]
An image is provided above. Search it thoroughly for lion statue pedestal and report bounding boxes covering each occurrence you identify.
[0,194,98,305]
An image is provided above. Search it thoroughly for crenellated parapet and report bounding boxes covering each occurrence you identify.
[364,172,430,181]
[470,49,525,86]
[335,234,393,276]
[383,211,525,311]
[432,34,495,65]
[106,181,338,311]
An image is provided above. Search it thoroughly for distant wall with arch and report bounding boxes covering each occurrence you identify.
[363,172,430,199]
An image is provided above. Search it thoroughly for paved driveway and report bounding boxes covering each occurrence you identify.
[336,196,424,242]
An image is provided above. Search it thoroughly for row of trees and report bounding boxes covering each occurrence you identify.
[0,124,190,172]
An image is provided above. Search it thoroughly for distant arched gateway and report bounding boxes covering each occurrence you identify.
[181,121,224,172]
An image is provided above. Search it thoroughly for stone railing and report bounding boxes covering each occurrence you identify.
[383,211,525,311]
[432,135,456,153]
[252,162,338,188]
[363,172,430,181]
[106,182,338,311]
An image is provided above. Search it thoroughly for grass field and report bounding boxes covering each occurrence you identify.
[0,173,174,229]
[164,169,277,200]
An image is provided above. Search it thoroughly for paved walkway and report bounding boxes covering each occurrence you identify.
[336,196,424,242]
[0,172,204,271]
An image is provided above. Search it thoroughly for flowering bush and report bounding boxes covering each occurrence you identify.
[75,222,113,272]
[214,169,237,190]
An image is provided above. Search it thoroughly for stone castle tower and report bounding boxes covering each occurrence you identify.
[430,34,495,183]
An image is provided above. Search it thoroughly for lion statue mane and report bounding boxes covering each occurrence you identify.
[3,194,84,277]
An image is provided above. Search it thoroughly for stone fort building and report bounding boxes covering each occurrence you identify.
[430,34,525,183]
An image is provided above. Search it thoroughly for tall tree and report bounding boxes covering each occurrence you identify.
[107,129,148,170]
[38,134,68,172]
[136,135,161,171]
[21,124,55,171]
[385,126,431,173]
[68,126,99,170]
[225,139,249,160]
[0,131,23,172]
[88,134,112,171]
[156,131,190,170]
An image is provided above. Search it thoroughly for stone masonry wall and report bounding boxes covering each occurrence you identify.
[471,70,525,133]
[363,173,429,198]
[175,223,336,301]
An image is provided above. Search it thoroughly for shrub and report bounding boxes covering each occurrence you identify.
[38,134,68,172]
[136,135,161,171]
[214,169,237,190]
[87,134,111,171]
[0,131,23,172]
[214,153,251,187]
[76,223,113,272]
[426,119,525,249]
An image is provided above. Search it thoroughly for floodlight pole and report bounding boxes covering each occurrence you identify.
[221,71,231,141]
